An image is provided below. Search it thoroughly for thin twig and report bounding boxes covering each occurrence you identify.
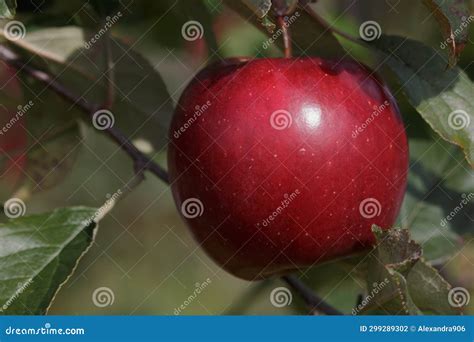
[282,275,343,315]
[0,44,169,184]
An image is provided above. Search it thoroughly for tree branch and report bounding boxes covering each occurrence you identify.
[0,44,169,184]
[282,275,343,315]
[0,43,342,316]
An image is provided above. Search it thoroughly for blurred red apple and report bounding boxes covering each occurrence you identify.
[0,64,28,194]
[168,57,408,280]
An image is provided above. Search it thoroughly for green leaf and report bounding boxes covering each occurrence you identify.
[0,0,16,19]
[10,26,174,151]
[397,138,472,262]
[358,226,460,315]
[242,0,272,18]
[0,207,97,315]
[305,256,368,314]
[422,0,471,66]
[223,1,345,58]
[374,35,474,168]
[0,65,82,198]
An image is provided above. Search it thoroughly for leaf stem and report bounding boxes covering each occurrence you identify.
[277,16,292,58]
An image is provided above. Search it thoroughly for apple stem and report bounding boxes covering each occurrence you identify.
[282,275,343,315]
[277,16,293,58]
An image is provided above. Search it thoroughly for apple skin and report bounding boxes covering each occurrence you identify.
[168,57,408,280]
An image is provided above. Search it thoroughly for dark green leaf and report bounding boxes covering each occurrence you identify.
[374,35,474,168]
[422,0,471,66]
[359,226,460,315]
[397,138,472,262]
[0,207,97,315]
[10,26,174,151]
[0,64,82,198]
[0,0,16,19]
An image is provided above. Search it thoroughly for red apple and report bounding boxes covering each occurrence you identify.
[168,57,408,280]
[0,64,28,194]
